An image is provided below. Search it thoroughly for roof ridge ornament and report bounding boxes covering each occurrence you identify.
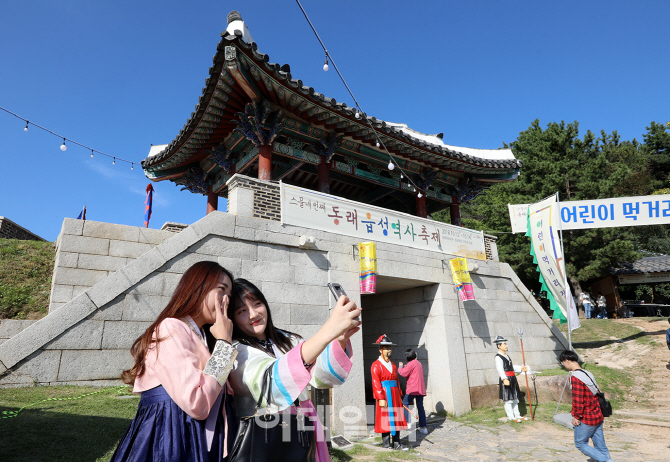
[227,11,242,24]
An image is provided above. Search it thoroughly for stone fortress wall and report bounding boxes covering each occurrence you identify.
[0,174,568,432]
[0,216,46,241]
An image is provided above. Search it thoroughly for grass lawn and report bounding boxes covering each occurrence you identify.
[0,386,137,462]
[0,238,54,319]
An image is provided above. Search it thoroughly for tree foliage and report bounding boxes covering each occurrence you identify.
[434,120,670,294]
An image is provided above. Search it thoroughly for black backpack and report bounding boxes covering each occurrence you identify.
[576,370,612,418]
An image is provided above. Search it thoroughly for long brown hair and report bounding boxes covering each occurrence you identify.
[230,278,300,355]
[121,261,233,385]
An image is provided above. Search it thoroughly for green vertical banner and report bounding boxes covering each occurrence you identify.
[525,196,570,324]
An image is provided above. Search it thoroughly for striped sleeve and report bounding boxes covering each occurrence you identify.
[310,339,353,389]
[240,342,312,410]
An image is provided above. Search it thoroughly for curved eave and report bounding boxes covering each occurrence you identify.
[141,30,522,178]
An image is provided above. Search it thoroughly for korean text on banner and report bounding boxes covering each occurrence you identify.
[509,194,670,233]
[281,183,486,260]
[525,197,580,330]
[449,257,475,301]
[359,242,377,294]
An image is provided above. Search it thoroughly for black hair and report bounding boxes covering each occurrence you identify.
[405,349,417,362]
[667,317,670,323]
[229,278,300,355]
[559,350,579,363]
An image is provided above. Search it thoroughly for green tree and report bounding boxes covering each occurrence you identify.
[435,120,664,294]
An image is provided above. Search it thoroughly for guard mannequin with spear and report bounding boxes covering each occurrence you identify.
[494,334,531,422]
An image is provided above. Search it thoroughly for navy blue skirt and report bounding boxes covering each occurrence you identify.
[110,386,228,462]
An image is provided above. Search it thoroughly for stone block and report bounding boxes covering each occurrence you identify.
[83,221,139,241]
[241,260,294,283]
[102,321,152,349]
[162,252,216,274]
[57,349,133,381]
[138,227,174,245]
[50,284,74,304]
[268,303,290,326]
[0,320,38,339]
[428,295,459,317]
[233,225,255,241]
[59,235,110,256]
[257,243,291,264]
[262,282,327,306]
[402,301,431,318]
[290,248,329,270]
[190,211,236,239]
[290,305,329,325]
[0,350,62,386]
[122,294,171,321]
[229,186,254,218]
[55,251,78,268]
[109,240,154,258]
[44,320,104,350]
[156,226,200,261]
[127,273,167,296]
[190,235,257,260]
[0,293,97,368]
[61,218,84,236]
[217,256,242,277]
[327,251,358,272]
[73,285,88,297]
[254,229,297,246]
[163,272,183,295]
[293,265,328,286]
[89,294,124,321]
[77,254,128,272]
[49,301,66,312]
[290,324,320,340]
[52,267,108,288]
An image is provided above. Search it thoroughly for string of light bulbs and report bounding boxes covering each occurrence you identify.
[295,0,424,197]
[1,106,140,170]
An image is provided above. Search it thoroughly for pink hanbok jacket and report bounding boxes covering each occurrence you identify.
[397,359,426,396]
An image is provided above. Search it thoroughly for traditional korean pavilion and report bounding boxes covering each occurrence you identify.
[141,11,522,225]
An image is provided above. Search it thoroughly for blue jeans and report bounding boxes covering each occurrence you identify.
[583,302,592,319]
[402,394,426,428]
[573,421,611,462]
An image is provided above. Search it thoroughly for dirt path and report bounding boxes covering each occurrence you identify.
[383,318,670,461]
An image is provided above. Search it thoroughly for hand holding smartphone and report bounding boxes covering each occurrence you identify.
[328,283,361,322]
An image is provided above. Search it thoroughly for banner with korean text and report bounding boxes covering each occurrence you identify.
[526,196,580,330]
[280,183,487,260]
[509,194,670,233]
[359,242,377,294]
[449,257,475,301]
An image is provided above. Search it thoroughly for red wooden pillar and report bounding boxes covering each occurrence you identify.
[416,193,427,218]
[207,185,218,215]
[258,144,272,180]
[318,156,330,194]
[450,196,462,227]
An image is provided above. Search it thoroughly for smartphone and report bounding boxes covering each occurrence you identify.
[328,282,347,301]
[328,283,361,322]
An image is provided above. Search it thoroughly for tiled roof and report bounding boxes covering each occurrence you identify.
[611,255,670,274]
[141,28,522,173]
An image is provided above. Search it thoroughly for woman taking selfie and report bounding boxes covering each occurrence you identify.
[227,278,361,462]
[111,261,238,462]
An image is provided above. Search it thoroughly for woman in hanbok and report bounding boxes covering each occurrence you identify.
[227,278,361,462]
[111,261,238,462]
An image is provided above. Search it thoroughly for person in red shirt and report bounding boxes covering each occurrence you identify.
[398,348,427,434]
[560,350,614,462]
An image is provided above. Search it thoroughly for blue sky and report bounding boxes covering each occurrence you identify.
[1,1,668,241]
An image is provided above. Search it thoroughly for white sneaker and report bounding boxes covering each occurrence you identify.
[418,427,428,434]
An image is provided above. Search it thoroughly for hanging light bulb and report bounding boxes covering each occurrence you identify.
[24,121,29,132]
[113,157,116,165]
[90,150,94,158]
[323,56,329,71]
[355,110,360,119]
[376,141,380,147]
[417,192,423,198]
[400,172,404,179]
[131,163,134,170]
[60,139,67,151]
[388,160,394,171]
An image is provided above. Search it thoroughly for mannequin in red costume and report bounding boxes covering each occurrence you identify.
[371,334,408,450]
